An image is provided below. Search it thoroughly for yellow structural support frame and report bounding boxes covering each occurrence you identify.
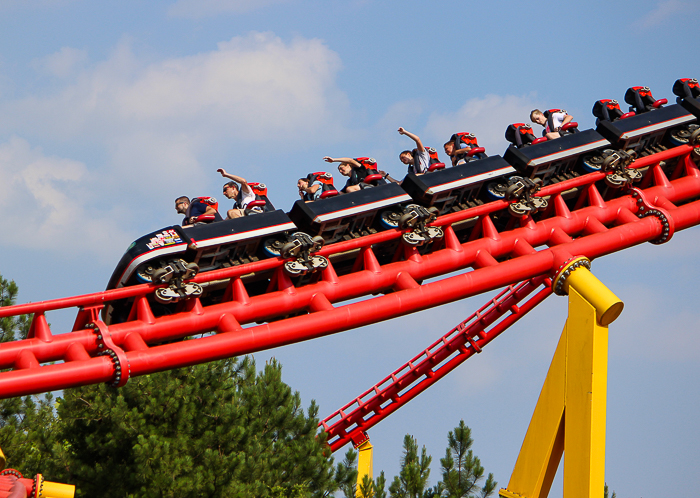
[500,257,623,498]
[355,438,374,498]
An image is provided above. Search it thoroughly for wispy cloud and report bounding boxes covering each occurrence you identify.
[425,94,540,156]
[0,136,129,261]
[0,32,352,252]
[631,0,686,29]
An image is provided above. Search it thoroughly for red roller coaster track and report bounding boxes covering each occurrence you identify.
[0,145,699,451]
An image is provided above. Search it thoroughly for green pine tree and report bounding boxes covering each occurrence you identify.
[0,273,357,496]
[373,471,387,498]
[0,274,31,343]
[437,420,496,498]
[0,272,57,476]
[388,434,432,498]
[604,483,616,498]
[44,357,348,497]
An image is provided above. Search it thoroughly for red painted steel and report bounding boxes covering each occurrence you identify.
[0,146,698,399]
[321,276,553,451]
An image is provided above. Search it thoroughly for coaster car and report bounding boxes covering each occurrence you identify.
[596,84,697,152]
[103,210,296,323]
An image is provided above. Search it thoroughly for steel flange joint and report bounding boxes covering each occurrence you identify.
[552,256,591,296]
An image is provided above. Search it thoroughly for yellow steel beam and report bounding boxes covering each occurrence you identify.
[355,439,374,498]
[41,478,77,498]
[500,258,622,498]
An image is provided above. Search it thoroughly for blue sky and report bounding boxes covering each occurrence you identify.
[0,1,698,496]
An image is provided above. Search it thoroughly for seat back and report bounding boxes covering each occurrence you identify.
[673,78,700,102]
[505,123,536,148]
[625,86,666,114]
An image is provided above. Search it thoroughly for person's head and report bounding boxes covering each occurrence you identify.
[443,141,455,156]
[297,178,309,190]
[175,196,190,214]
[222,181,239,199]
[530,109,546,126]
[337,163,353,177]
[399,150,413,165]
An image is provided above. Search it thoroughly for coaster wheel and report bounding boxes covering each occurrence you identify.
[485,181,508,200]
[508,202,531,217]
[668,126,693,146]
[402,231,426,246]
[262,237,286,257]
[283,260,307,276]
[136,264,156,283]
[379,209,402,229]
[152,267,170,284]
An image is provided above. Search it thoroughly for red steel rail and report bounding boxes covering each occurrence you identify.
[0,145,698,399]
[321,276,553,451]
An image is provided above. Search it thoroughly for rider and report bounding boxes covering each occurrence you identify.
[443,133,486,166]
[297,176,322,201]
[175,196,222,226]
[324,157,364,193]
[217,168,259,219]
[530,109,573,140]
[324,156,387,192]
[398,127,430,175]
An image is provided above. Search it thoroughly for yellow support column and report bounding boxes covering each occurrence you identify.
[500,257,623,498]
[355,438,374,498]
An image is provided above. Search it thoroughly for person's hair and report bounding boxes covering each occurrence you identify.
[530,109,543,121]
[399,150,412,160]
[223,181,239,190]
[298,177,308,184]
[443,141,454,148]
[175,196,190,204]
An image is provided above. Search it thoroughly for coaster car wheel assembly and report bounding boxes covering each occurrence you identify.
[282,233,329,277]
[602,150,642,187]
[398,205,443,246]
[151,259,202,304]
[505,177,548,216]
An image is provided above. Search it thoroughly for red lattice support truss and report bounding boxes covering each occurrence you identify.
[321,276,553,451]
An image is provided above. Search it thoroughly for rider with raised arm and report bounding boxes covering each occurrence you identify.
[323,157,364,193]
[217,168,258,219]
[398,127,430,175]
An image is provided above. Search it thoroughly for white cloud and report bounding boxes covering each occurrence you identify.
[31,47,88,79]
[0,136,129,260]
[632,0,686,29]
[0,32,354,251]
[425,94,540,156]
[5,33,349,145]
[168,0,291,18]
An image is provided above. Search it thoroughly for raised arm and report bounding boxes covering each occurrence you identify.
[323,156,362,168]
[217,168,252,194]
[397,127,425,153]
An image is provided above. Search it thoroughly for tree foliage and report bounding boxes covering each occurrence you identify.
[388,434,433,498]
[438,420,496,498]
[44,357,352,497]
[0,273,357,496]
[384,422,496,498]
[0,274,30,343]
